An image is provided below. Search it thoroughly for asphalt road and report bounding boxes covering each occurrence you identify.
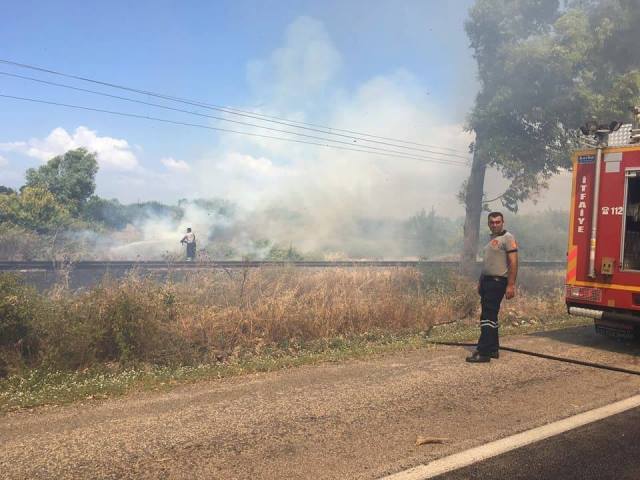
[436,406,640,480]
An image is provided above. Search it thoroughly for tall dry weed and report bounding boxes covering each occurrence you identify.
[1,267,568,374]
[175,267,460,356]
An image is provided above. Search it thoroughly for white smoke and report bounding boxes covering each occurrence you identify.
[90,16,475,259]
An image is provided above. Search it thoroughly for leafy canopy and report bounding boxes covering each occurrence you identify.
[0,186,71,234]
[466,0,640,211]
[25,148,98,214]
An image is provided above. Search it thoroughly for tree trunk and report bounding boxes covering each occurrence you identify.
[460,147,487,277]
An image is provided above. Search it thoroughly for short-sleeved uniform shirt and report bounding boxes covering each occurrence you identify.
[183,232,195,244]
[481,230,518,277]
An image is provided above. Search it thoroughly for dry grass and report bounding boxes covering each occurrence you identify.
[1,266,568,375]
[0,267,577,411]
[517,266,565,296]
[171,267,476,360]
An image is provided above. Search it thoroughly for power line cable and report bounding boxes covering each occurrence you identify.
[0,93,469,167]
[0,71,470,164]
[207,104,471,154]
[0,58,470,156]
[0,58,471,157]
[163,97,471,157]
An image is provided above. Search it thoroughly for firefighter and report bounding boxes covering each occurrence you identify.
[180,227,196,261]
[466,211,518,363]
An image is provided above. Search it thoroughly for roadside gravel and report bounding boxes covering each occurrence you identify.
[2,325,640,479]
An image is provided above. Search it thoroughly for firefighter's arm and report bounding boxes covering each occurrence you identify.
[506,251,518,299]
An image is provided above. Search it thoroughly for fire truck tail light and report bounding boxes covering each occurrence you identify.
[565,285,603,303]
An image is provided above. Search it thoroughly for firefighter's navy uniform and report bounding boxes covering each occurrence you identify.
[476,230,518,357]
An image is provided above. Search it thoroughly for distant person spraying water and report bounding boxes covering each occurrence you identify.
[180,228,196,261]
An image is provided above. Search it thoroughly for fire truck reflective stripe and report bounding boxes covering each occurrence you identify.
[566,245,578,282]
[569,280,640,293]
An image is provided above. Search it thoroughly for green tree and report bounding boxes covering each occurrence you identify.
[460,0,640,273]
[266,244,305,261]
[404,208,459,259]
[0,186,71,234]
[83,196,130,229]
[25,148,98,215]
[507,210,568,260]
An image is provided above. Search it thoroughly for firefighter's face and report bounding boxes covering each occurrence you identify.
[488,215,504,234]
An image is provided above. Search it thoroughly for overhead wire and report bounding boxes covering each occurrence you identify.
[212,104,470,154]
[0,93,469,167]
[0,58,471,157]
[0,71,470,165]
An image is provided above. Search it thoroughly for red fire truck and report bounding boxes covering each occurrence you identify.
[566,112,640,339]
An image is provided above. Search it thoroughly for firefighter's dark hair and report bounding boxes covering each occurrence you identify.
[488,211,504,221]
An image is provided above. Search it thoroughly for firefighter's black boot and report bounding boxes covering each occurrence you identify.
[466,351,490,363]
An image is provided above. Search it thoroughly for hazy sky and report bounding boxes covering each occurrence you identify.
[0,0,569,216]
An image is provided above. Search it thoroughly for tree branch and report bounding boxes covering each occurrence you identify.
[483,192,506,204]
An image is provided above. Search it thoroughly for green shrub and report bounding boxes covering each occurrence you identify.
[34,276,190,369]
[0,274,33,346]
[0,274,42,376]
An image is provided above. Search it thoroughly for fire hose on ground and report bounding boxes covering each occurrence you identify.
[427,340,640,376]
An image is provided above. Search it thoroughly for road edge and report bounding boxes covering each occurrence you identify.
[381,393,640,480]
